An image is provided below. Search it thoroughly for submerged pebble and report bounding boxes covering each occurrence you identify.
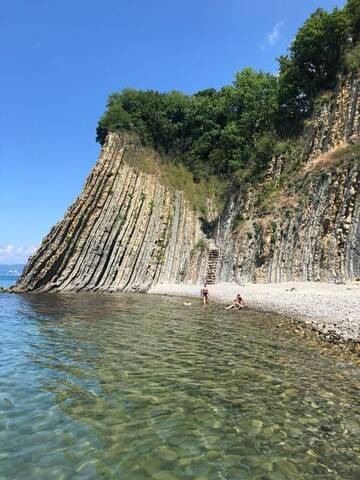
[1,292,360,479]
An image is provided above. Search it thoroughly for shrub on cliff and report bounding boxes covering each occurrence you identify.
[345,42,360,70]
[97,0,360,181]
[346,0,360,42]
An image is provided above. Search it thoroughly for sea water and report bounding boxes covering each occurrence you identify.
[0,291,360,479]
[0,274,18,289]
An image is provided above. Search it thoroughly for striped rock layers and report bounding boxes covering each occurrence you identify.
[14,134,207,292]
[14,73,360,290]
[216,73,360,283]
[216,162,360,283]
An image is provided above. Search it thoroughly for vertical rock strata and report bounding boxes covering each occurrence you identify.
[216,163,360,282]
[14,73,360,291]
[216,72,360,283]
[14,134,207,292]
[303,72,360,163]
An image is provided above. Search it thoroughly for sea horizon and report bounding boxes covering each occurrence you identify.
[0,274,20,288]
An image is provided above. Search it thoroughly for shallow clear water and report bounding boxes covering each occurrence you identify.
[1,292,360,480]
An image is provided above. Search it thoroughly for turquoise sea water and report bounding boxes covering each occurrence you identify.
[0,291,360,479]
[0,274,18,288]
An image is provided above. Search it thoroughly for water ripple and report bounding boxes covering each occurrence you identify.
[0,292,360,479]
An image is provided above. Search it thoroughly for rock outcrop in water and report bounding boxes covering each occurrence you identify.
[14,135,208,292]
[14,73,360,292]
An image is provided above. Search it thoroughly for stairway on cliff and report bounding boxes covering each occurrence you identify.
[205,248,219,285]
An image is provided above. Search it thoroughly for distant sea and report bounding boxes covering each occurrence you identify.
[0,275,18,288]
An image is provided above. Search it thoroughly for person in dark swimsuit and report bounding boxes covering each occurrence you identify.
[200,284,209,305]
[225,293,246,310]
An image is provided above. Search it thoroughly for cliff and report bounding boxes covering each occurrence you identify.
[14,73,360,292]
[216,72,360,283]
[303,73,360,163]
[14,135,209,292]
[216,155,360,282]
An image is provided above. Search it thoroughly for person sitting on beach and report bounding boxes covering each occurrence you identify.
[225,293,246,310]
[200,284,209,305]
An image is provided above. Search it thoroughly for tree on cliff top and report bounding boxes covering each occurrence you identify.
[97,0,360,179]
[277,7,351,128]
[97,69,278,180]
[346,0,360,42]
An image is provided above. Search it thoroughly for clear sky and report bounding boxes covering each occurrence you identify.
[0,0,345,263]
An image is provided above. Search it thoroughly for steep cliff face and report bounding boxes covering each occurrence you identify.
[14,134,208,292]
[216,159,360,282]
[303,73,360,163]
[14,73,360,291]
[215,72,360,283]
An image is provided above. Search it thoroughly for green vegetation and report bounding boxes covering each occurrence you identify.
[97,69,278,180]
[277,6,351,129]
[232,212,245,231]
[122,134,226,215]
[307,139,360,173]
[345,42,360,70]
[97,0,360,186]
[190,238,208,258]
[195,239,208,252]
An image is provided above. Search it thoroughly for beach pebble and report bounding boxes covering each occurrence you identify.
[150,281,360,344]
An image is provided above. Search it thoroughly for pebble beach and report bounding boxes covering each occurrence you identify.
[150,281,360,344]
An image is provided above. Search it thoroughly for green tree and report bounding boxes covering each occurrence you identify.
[278,7,350,129]
[346,0,360,41]
[96,1,358,182]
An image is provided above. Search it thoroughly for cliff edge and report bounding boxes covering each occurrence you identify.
[14,73,360,292]
[14,134,209,292]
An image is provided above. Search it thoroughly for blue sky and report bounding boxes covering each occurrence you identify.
[0,0,345,263]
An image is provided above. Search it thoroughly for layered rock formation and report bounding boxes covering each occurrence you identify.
[303,72,360,163]
[216,160,360,282]
[216,72,360,283]
[14,73,360,292]
[14,134,208,292]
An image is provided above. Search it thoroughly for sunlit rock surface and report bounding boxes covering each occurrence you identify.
[15,73,360,291]
[15,134,207,292]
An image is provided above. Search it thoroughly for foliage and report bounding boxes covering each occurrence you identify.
[97,0,360,183]
[346,0,360,41]
[195,239,208,252]
[277,7,351,129]
[312,91,333,114]
[344,42,360,70]
[122,135,226,214]
[97,69,279,180]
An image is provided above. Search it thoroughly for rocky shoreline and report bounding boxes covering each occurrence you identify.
[3,279,360,351]
[149,281,360,349]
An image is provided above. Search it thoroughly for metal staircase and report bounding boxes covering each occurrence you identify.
[205,248,219,285]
